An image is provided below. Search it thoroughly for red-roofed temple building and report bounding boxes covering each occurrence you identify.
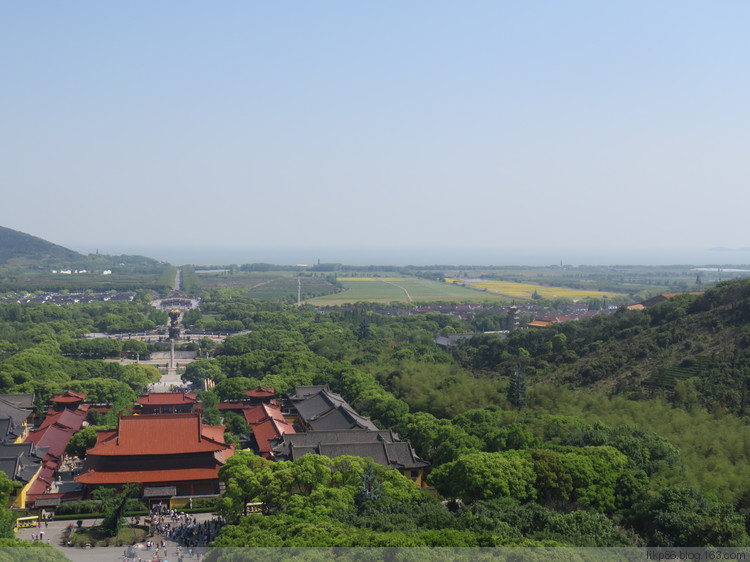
[76,413,234,508]
[24,406,87,505]
[217,400,295,458]
[48,390,89,414]
[135,392,199,415]
[244,386,276,403]
[242,403,295,459]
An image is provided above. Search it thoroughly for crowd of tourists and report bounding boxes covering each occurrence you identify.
[148,506,227,549]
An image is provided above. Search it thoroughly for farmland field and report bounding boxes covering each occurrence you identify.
[445,278,625,300]
[188,270,628,304]
[307,277,508,305]
[195,271,340,301]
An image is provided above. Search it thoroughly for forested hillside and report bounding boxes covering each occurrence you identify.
[0,226,174,292]
[459,279,750,415]
[188,281,750,546]
[0,226,82,264]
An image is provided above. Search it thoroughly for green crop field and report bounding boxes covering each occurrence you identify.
[196,271,295,289]
[194,270,341,301]
[307,277,509,305]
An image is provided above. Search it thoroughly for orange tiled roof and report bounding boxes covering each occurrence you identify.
[217,402,246,411]
[244,386,275,399]
[76,437,235,486]
[251,417,295,457]
[136,392,198,405]
[26,422,79,459]
[37,409,86,432]
[86,414,228,456]
[243,403,285,425]
[76,466,222,485]
[241,403,295,458]
[50,390,87,403]
[201,424,226,443]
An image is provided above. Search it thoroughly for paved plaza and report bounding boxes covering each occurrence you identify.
[15,513,215,562]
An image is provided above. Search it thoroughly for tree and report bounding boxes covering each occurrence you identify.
[121,339,149,359]
[357,319,372,341]
[224,411,251,437]
[543,509,633,546]
[428,451,537,504]
[92,483,140,537]
[66,427,99,458]
[525,449,573,505]
[215,377,259,402]
[507,367,527,409]
[629,486,750,546]
[394,411,482,466]
[551,333,567,355]
[69,378,136,405]
[0,472,20,538]
[119,364,159,394]
[182,360,224,388]
[218,451,276,522]
[198,390,222,425]
[355,464,383,509]
[182,308,203,327]
[557,446,628,513]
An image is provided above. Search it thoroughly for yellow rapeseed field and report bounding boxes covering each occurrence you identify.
[444,278,623,300]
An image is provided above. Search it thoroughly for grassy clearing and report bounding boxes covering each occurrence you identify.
[446,278,625,300]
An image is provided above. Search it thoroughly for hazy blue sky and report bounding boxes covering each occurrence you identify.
[3,2,750,264]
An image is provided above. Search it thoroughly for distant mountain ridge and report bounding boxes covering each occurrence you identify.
[0,226,84,264]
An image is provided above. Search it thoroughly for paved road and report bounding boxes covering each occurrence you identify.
[151,370,187,393]
[15,514,215,562]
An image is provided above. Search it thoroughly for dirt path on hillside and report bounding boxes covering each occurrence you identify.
[380,279,412,302]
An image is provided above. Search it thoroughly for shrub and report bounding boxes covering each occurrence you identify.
[56,500,101,515]
[192,497,220,509]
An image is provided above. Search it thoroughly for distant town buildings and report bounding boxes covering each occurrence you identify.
[1,291,135,305]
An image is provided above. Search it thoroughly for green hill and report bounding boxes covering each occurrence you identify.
[463,278,750,416]
[0,225,83,265]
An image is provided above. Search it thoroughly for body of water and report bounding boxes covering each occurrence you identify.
[73,245,750,268]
